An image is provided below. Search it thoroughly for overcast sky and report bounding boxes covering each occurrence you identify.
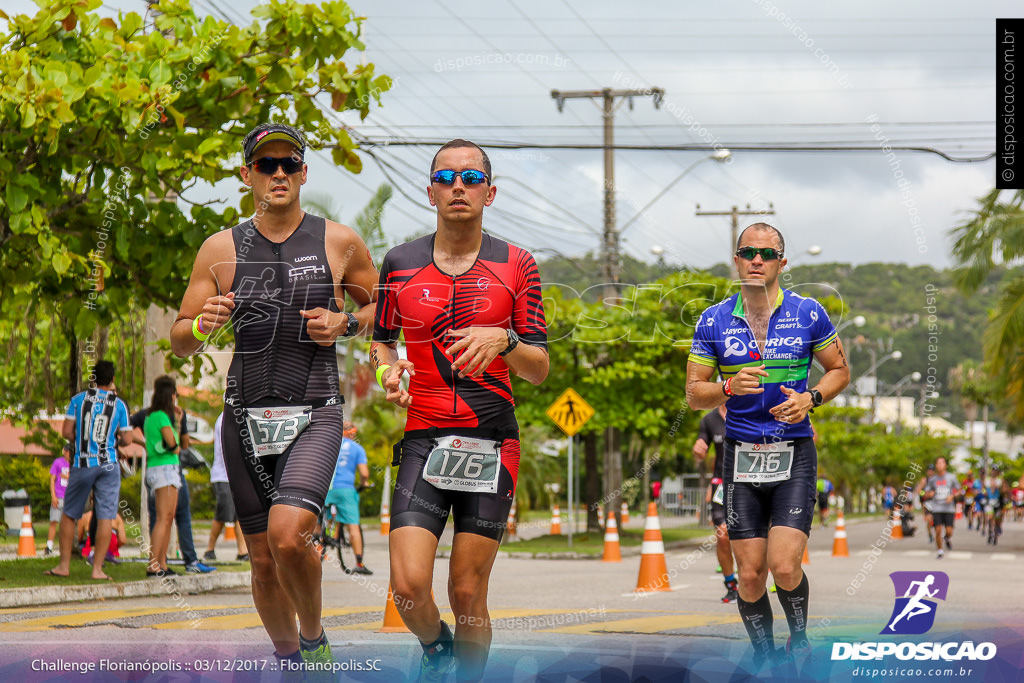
[7,0,1009,269]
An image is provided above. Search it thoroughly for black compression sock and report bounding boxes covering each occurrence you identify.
[421,620,453,654]
[737,591,775,658]
[776,573,810,646]
[299,628,326,651]
[355,554,363,564]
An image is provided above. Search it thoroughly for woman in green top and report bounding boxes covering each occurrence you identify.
[144,376,181,576]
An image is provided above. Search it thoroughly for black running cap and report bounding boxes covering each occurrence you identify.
[242,123,306,163]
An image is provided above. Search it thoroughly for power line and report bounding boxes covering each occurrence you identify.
[350,139,994,163]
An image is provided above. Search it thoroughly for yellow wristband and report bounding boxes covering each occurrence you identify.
[376,364,392,390]
[192,317,210,342]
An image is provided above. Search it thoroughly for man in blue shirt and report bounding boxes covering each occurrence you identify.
[47,360,133,581]
[325,421,371,574]
[686,224,851,666]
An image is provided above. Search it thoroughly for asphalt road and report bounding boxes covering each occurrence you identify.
[1,513,1022,682]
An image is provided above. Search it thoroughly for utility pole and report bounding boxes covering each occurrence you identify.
[551,86,663,532]
[552,87,664,301]
[695,203,775,278]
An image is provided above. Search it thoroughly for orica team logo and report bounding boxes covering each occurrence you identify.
[723,335,747,358]
[882,571,949,635]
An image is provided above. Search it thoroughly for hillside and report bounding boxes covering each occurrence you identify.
[535,256,1007,428]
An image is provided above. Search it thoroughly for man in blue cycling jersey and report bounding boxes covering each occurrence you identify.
[686,223,851,666]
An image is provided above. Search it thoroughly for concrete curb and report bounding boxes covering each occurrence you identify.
[435,516,890,561]
[436,537,708,561]
[0,570,251,608]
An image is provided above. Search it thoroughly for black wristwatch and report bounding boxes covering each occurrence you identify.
[499,329,520,357]
[809,388,824,408]
[340,312,359,338]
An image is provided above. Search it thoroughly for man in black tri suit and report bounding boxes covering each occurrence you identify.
[371,140,549,681]
[171,123,379,667]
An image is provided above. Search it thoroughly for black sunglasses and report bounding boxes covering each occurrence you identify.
[431,169,488,185]
[250,156,304,175]
[736,246,783,261]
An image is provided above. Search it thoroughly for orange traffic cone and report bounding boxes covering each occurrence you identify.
[802,545,810,565]
[598,505,605,528]
[224,521,236,541]
[621,502,630,525]
[17,505,36,557]
[831,510,850,557]
[377,581,411,633]
[955,502,963,520]
[602,511,622,562]
[550,504,562,535]
[635,502,671,593]
[890,507,904,540]
[506,501,517,539]
[380,498,390,536]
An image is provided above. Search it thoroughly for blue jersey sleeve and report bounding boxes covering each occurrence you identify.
[66,394,81,420]
[114,400,130,434]
[810,300,839,352]
[690,310,719,368]
[355,443,368,466]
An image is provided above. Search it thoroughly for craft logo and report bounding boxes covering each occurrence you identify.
[832,571,997,662]
[882,571,948,635]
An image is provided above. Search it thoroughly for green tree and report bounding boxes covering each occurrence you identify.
[0,0,390,409]
[950,188,1024,424]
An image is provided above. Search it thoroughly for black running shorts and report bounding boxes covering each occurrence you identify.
[723,436,817,540]
[390,436,517,542]
[220,400,344,536]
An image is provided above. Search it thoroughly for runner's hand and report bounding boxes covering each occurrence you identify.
[383,360,415,408]
[445,327,508,378]
[770,385,813,423]
[301,308,344,346]
[730,364,768,396]
[197,292,235,335]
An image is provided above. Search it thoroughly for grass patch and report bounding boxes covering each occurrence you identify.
[0,557,249,590]
[493,527,713,556]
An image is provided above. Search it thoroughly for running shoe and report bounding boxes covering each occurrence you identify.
[203,550,217,561]
[936,549,944,559]
[185,561,217,574]
[350,564,373,575]
[418,622,454,683]
[721,581,739,603]
[236,553,250,561]
[300,631,335,668]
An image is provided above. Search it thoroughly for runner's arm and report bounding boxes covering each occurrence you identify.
[370,341,414,408]
[685,361,728,410]
[805,336,851,405]
[61,417,75,441]
[171,233,234,357]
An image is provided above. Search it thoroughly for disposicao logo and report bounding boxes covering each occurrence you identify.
[831,571,997,662]
[882,571,948,635]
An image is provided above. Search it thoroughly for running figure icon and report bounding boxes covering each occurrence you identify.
[887,574,938,632]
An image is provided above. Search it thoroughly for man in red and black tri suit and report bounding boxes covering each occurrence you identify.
[372,139,548,680]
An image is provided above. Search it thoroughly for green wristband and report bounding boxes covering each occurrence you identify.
[376,364,392,390]
[192,317,210,342]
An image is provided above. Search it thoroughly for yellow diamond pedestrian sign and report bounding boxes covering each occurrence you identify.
[546,388,594,436]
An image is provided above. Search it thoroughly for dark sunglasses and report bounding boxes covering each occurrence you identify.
[431,169,488,185]
[736,246,783,261]
[250,156,304,175]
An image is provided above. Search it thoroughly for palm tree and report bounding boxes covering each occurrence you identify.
[303,185,393,408]
[950,189,1024,426]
